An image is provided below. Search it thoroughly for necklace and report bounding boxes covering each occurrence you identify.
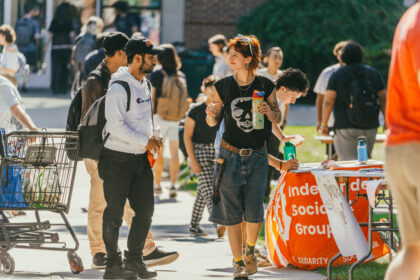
[234,72,254,101]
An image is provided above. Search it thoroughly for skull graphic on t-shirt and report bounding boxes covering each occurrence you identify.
[231,97,253,133]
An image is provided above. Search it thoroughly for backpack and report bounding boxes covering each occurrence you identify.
[78,81,131,161]
[64,70,103,161]
[15,18,33,47]
[14,52,31,86]
[77,80,152,161]
[73,34,97,64]
[346,69,380,129]
[156,70,191,121]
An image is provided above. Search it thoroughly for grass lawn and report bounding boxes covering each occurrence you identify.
[282,126,385,163]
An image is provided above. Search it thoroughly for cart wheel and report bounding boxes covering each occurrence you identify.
[67,252,84,274]
[1,253,15,274]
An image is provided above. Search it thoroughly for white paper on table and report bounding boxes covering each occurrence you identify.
[365,179,387,208]
[312,171,369,260]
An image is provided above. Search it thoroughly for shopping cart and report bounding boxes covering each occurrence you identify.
[0,131,83,274]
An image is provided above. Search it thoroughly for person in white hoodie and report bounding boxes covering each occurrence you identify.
[98,35,163,280]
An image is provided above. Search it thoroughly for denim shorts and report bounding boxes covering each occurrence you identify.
[209,147,268,226]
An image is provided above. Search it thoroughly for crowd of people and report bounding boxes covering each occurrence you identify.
[0,1,419,280]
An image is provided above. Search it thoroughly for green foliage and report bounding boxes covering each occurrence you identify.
[238,0,405,104]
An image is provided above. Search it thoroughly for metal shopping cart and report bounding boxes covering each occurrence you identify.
[0,131,83,274]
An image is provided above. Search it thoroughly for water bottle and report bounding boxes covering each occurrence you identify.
[284,142,296,160]
[357,136,368,164]
[252,90,265,130]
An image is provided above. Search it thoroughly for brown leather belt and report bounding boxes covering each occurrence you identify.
[220,140,264,157]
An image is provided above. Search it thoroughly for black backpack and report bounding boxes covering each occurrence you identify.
[78,81,131,161]
[346,69,380,129]
[65,70,103,161]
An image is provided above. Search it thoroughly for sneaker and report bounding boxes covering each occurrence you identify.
[125,260,157,279]
[103,261,137,279]
[143,247,179,267]
[189,225,208,237]
[216,225,226,238]
[169,185,177,198]
[254,248,271,267]
[233,262,248,280]
[245,253,258,275]
[92,252,107,269]
[154,183,162,195]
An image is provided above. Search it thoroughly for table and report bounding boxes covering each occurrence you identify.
[265,160,391,273]
[314,134,386,159]
[316,169,396,280]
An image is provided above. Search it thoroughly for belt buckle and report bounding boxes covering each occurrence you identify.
[239,148,252,157]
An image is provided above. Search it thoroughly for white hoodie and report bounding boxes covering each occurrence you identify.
[104,67,153,154]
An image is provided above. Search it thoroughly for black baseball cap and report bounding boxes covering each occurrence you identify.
[124,35,163,56]
[102,32,129,56]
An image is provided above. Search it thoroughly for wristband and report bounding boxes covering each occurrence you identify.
[320,123,328,128]
[279,161,284,171]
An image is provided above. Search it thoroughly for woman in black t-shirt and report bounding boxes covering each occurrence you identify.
[206,34,282,279]
[184,76,223,237]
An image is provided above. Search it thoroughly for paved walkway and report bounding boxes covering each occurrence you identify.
[0,92,326,279]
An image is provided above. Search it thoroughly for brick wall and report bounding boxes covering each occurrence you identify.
[184,0,266,50]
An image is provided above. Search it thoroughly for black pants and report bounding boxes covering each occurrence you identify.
[98,149,154,264]
[265,132,283,197]
[51,48,71,94]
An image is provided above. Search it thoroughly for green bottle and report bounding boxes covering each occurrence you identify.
[284,142,296,160]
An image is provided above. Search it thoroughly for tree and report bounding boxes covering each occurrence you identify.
[239,0,405,103]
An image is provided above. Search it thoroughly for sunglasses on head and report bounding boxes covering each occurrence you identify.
[235,34,253,56]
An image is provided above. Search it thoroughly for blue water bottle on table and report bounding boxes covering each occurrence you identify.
[357,136,368,164]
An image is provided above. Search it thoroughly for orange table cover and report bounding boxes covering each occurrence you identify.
[265,162,390,270]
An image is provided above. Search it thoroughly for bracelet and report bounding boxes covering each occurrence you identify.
[279,160,284,171]
[320,123,328,128]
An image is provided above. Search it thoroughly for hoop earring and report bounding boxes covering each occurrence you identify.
[245,63,248,71]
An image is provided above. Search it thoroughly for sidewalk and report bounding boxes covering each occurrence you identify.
[0,91,326,279]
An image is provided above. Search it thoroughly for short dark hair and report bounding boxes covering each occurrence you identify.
[127,53,141,65]
[275,68,310,96]
[0,24,16,44]
[202,75,216,88]
[340,41,364,64]
[157,44,181,71]
[102,32,129,57]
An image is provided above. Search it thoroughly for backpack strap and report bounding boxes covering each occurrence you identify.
[111,80,131,111]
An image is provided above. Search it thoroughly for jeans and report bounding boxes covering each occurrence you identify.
[98,149,154,264]
[210,147,268,226]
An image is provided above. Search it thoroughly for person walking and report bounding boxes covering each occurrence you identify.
[45,2,77,94]
[384,2,420,280]
[150,44,189,197]
[319,41,387,160]
[98,35,162,279]
[184,75,226,237]
[15,2,40,70]
[206,34,282,280]
[0,25,20,86]
[81,32,178,270]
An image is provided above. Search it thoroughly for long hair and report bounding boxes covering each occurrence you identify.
[157,44,182,71]
[228,35,262,73]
